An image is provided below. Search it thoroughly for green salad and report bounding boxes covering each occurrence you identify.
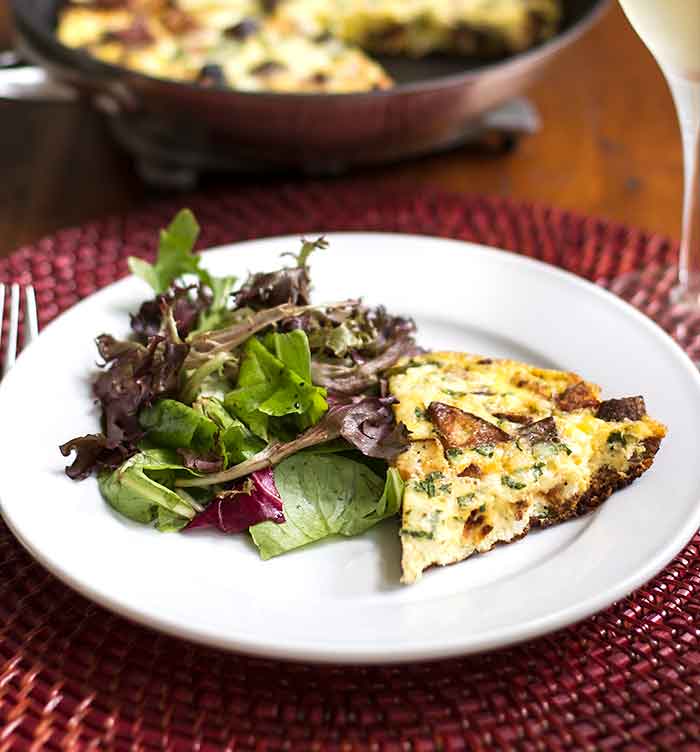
[60,210,416,558]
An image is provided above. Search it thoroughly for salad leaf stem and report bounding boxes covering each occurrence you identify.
[311,336,417,395]
[174,487,205,512]
[180,351,233,405]
[175,419,336,487]
[119,470,195,519]
[185,299,359,370]
[282,237,328,269]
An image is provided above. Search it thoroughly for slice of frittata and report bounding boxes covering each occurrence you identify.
[389,352,666,584]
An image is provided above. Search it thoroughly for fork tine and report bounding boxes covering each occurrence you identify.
[3,283,20,378]
[0,284,5,353]
[24,285,38,346]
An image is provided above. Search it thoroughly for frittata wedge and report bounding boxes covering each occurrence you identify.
[389,353,666,584]
[57,0,561,92]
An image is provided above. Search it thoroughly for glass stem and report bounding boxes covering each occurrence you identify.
[666,70,700,302]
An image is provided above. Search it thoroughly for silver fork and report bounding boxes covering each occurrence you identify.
[0,283,39,378]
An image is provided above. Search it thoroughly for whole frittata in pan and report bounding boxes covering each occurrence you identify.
[57,0,562,93]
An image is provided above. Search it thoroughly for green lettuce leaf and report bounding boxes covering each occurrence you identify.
[127,209,212,294]
[139,399,218,452]
[263,329,311,382]
[224,332,327,441]
[194,396,232,429]
[193,275,238,334]
[249,454,404,559]
[98,448,200,530]
[157,507,192,532]
[196,396,265,465]
[223,342,273,440]
[221,422,266,465]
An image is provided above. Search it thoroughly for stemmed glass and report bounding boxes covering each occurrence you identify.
[612,1,699,315]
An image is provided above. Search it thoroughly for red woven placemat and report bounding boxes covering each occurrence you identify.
[1,182,699,751]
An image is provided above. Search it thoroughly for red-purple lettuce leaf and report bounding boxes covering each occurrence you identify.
[234,238,326,311]
[335,395,410,459]
[131,285,211,342]
[177,449,225,474]
[60,332,189,480]
[60,433,135,481]
[186,469,284,534]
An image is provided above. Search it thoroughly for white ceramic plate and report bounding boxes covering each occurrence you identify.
[1,233,699,664]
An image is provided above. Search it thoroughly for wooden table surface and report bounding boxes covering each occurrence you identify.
[0,2,683,258]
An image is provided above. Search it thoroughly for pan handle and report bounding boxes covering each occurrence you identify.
[0,61,77,102]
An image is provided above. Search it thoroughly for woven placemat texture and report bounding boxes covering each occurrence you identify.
[1,182,699,751]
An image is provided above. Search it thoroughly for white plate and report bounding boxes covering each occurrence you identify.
[1,232,699,664]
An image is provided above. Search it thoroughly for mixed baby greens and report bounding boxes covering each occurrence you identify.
[60,210,415,558]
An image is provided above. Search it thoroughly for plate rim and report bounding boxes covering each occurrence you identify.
[2,231,699,664]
